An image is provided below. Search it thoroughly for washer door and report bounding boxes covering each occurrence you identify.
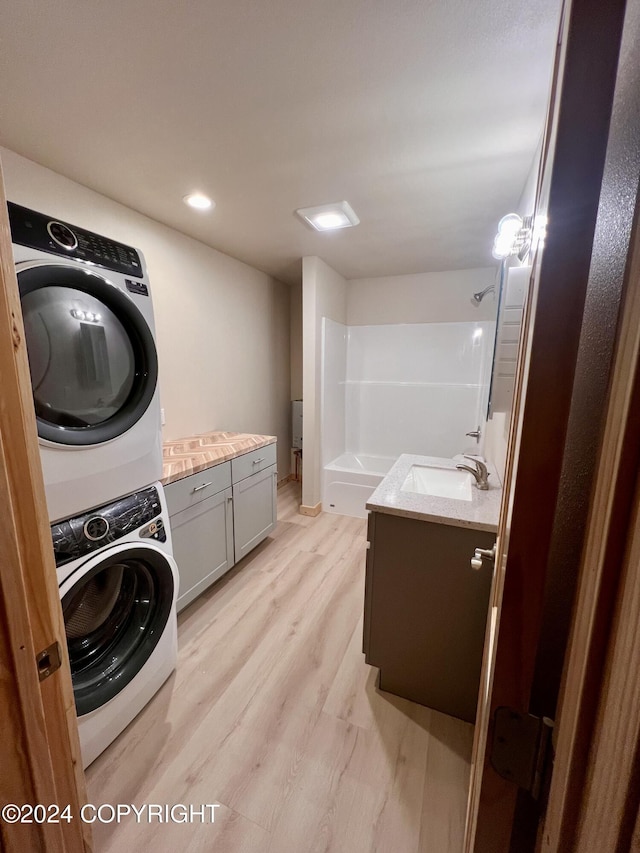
[17,263,158,446]
[60,544,176,716]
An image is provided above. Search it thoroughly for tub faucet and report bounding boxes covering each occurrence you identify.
[456,455,490,490]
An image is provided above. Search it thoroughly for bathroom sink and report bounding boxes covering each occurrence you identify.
[401,464,473,501]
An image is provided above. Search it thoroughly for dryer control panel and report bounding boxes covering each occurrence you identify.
[51,486,166,568]
[8,201,144,279]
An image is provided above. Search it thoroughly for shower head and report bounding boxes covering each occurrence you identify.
[471,285,496,307]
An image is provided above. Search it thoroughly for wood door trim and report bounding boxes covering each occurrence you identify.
[470,0,629,849]
[0,437,64,852]
[0,162,90,850]
[541,185,640,852]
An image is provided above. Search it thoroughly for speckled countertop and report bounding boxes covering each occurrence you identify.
[162,430,276,486]
[366,453,502,532]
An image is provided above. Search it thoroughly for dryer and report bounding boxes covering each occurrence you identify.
[9,201,162,522]
[52,482,178,768]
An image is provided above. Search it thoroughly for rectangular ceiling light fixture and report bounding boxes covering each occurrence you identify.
[296,200,360,231]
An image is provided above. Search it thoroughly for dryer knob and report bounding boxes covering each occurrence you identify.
[47,220,78,250]
[83,516,110,541]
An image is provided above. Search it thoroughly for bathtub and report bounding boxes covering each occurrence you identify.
[322,452,396,518]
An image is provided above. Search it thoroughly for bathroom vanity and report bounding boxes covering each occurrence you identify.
[364,453,501,723]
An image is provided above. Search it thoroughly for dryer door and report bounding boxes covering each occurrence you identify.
[60,543,176,716]
[17,262,158,446]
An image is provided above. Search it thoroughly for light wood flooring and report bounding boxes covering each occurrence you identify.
[86,482,473,852]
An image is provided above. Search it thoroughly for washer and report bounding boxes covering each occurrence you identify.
[9,201,162,522]
[52,482,178,768]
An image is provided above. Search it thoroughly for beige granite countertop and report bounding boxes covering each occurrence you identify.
[366,453,502,532]
[162,430,276,486]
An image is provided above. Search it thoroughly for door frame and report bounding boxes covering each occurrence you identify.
[466,0,626,853]
[541,164,640,851]
[466,0,631,849]
[0,162,90,851]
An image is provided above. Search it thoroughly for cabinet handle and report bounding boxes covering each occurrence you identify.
[252,457,264,464]
[471,543,496,570]
[192,481,212,493]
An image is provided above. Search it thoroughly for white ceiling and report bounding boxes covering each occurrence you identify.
[0,0,560,285]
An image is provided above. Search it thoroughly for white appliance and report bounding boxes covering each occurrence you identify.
[9,202,162,522]
[52,482,178,768]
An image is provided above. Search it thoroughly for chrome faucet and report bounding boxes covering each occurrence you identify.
[456,455,490,490]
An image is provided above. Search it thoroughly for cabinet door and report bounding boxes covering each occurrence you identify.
[368,512,494,723]
[170,486,234,613]
[233,464,277,561]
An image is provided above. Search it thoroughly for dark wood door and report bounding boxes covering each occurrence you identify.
[466,0,635,849]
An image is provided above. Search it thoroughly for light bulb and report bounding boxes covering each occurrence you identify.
[313,212,349,230]
[492,233,513,259]
[497,213,523,237]
[184,193,214,211]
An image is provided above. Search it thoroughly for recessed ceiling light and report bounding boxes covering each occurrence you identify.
[296,201,359,231]
[184,193,214,211]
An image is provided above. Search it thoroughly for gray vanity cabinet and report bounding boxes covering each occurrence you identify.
[166,462,234,613]
[231,445,277,562]
[364,510,495,723]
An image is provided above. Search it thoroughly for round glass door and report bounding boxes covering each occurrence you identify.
[18,264,158,445]
[61,548,174,716]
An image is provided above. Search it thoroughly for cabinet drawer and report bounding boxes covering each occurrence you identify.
[165,461,231,516]
[231,442,277,484]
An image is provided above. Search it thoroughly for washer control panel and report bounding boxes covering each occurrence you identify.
[8,201,144,278]
[51,486,166,567]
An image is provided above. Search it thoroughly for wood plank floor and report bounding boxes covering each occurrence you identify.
[86,482,473,852]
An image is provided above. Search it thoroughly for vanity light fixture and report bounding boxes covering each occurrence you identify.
[296,201,360,231]
[183,193,215,211]
[491,213,534,261]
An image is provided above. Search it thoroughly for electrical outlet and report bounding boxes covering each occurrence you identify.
[161,408,166,426]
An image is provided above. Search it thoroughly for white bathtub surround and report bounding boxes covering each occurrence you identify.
[323,452,396,519]
[346,321,495,459]
[320,318,348,465]
[367,454,502,532]
[320,319,496,517]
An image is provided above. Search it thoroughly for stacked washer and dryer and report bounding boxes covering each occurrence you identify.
[9,202,179,768]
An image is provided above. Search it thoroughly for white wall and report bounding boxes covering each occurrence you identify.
[302,256,346,508]
[290,281,303,400]
[2,147,292,477]
[347,267,497,325]
[320,318,347,466]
